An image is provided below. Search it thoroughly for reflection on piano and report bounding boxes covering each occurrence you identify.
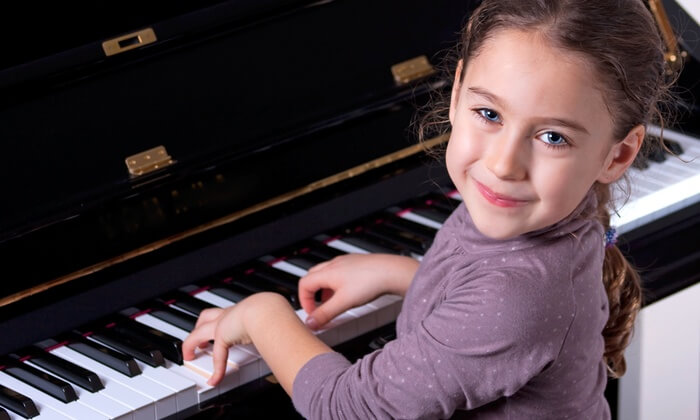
[0,0,698,419]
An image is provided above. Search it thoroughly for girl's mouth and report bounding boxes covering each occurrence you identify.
[474,179,530,208]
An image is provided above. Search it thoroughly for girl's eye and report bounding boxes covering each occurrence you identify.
[537,131,569,147]
[477,108,501,123]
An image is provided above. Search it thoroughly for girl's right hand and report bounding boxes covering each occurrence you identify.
[297,253,419,330]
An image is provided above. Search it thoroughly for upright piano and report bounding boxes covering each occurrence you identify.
[0,0,697,419]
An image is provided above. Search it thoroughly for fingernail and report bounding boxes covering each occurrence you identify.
[306,316,319,330]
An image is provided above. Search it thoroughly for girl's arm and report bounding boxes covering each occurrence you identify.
[298,253,420,329]
[182,253,419,394]
[182,292,331,395]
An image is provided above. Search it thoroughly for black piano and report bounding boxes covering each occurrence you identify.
[0,0,697,419]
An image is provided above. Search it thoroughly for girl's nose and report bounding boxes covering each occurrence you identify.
[484,134,528,181]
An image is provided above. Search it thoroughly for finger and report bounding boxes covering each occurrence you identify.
[182,321,216,360]
[307,293,348,330]
[207,338,231,386]
[194,307,223,330]
[298,272,327,315]
[306,260,332,273]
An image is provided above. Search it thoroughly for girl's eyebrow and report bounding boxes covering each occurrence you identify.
[467,86,506,109]
[467,86,590,135]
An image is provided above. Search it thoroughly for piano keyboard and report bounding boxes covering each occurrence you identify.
[0,126,697,419]
[612,125,700,234]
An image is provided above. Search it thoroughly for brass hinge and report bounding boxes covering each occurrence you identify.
[125,146,174,177]
[102,28,157,57]
[391,55,436,85]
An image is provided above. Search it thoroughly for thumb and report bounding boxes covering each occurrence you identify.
[306,294,347,330]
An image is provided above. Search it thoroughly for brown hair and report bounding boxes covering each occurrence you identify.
[420,0,678,378]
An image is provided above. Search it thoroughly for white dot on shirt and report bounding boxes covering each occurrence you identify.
[480,313,484,317]
[422,298,427,303]
[497,312,501,316]
[501,257,506,263]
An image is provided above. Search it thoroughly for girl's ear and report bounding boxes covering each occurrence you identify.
[449,59,464,125]
[597,124,645,184]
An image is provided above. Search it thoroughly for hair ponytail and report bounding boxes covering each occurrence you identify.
[594,184,643,378]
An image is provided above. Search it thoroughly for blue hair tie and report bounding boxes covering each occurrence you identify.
[604,227,618,249]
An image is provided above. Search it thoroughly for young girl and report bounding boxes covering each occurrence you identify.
[183,0,675,417]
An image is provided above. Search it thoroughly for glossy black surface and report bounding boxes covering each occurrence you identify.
[0,384,38,419]
[18,347,104,393]
[0,356,78,404]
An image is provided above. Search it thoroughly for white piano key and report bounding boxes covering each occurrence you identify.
[161,362,217,404]
[190,291,235,309]
[366,295,403,327]
[324,239,370,254]
[24,360,133,420]
[270,260,309,277]
[0,371,108,420]
[346,304,379,336]
[133,314,259,389]
[49,347,156,420]
[75,339,177,420]
[322,312,359,347]
[130,361,197,413]
[397,211,443,230]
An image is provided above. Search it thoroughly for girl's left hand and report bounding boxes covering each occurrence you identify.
[181,299,253,385]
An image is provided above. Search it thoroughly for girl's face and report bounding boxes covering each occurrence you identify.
[447,29,636,239]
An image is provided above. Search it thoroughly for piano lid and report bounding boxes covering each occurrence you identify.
[0,0,477,310]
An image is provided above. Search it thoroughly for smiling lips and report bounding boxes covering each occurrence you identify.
[474,179,530,208]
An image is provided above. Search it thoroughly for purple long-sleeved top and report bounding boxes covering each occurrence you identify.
[292,191,611,419]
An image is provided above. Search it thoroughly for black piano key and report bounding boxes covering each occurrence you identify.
[239,273,301,310]
[664,138,684,155]
[223,274,300,310]
[382,212,438,241]
[364,224,428,255]
[208,287,247,304]
[12,348,104,393]
[159,291,215,317]
[0,406,9,420]
[410,207,449,224]
[285,255,320,270]
[60,334,141,377]
[85,328,165,368]
[150,306,198,333]
[112,316,183,365]
[647,142,667,162]
[0,356,77,404]
[250,263,301,290]
[0,385,38,419]
[420,194,459,215]
[339,234,402,255]
[304,240,347,260]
